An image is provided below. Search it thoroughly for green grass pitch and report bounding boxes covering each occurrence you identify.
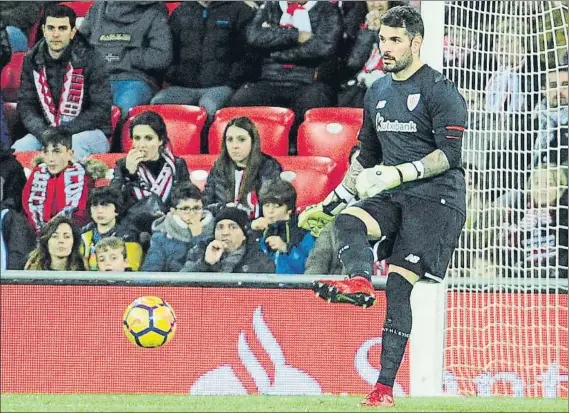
[1,394,567,412]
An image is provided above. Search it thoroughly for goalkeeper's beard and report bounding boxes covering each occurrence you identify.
[383,50,413,74]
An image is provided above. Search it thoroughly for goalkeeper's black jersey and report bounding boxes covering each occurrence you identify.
[357,64,468,213]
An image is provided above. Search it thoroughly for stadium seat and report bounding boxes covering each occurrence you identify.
[13,151,42,177]
[59,1,93,27]
[111,105,121,137]
[208,106,294,156]
[180,154,217,190]
[303,107,363,125]
[274,155,337,177]
[121,105,207,155]
[166,2,181,14]
[1,52,25,102]
[280,169,332,212]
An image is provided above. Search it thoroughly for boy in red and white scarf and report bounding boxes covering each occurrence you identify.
[22,128,93,234]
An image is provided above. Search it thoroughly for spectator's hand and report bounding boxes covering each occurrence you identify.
[298,31,312,44]
[125,149,145,175]
[266,235,287,253]
[205,240,226,265]
[252,217,271,231]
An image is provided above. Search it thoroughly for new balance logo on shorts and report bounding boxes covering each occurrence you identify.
[404,254,420,264]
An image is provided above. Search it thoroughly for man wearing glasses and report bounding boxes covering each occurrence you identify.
[142,182,214,272]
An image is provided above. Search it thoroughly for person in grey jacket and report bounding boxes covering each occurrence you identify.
[80,2,173,118]
[181,206,275,274]
[142,182,214,272]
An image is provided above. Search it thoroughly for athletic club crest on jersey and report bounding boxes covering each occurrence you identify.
[407,94,420,111]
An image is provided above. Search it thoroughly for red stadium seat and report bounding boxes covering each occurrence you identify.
[208,107,294,156]
[121,105,207,155]
[180,154,217,190]
[303,107,363,125]
[111,105,121,137]
[59,2,94,16]
[274,155,337,177]
[86,153,124,171]
[1,52,25,102]
[13,151,42,176]
[297,107,362,185]
[280,169,332,212]
[166,2,181,14]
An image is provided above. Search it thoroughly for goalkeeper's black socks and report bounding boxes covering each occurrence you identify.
[334,214,374,281]
[377,273,414,387]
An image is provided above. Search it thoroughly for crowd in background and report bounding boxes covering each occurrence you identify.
[0,1,567,279]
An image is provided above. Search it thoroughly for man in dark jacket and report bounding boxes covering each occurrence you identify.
[11,4,112,160]
[151,1,257,135]
[229,1,343,154]
[181,206,275,273]
[1,1,45,52]
[80,2,172,118]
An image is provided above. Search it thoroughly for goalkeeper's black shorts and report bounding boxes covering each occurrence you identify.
[353,191,466,282]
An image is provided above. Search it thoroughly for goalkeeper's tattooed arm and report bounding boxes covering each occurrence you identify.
[419,149,450,179]
[340,158,365,194]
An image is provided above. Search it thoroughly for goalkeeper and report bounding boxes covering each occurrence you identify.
[298,5,467,407]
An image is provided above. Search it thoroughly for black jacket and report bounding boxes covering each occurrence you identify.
[166,1,258,89]
[111,156,190,210]
[1,207,36,270]
[0,18,12,72]
[181,237,275,274]
[203,154,282,213]
[247,1,343,86]
[17,35,112,138]
[0,148,27,212]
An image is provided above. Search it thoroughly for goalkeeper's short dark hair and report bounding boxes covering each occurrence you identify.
[259,178,297,212]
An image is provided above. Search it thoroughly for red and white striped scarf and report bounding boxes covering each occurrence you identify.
[279,1,316,32]
[132,149,177,203]
[27,162,86,231]
[33,63,85,126]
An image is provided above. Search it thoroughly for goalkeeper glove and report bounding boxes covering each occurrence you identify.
[298,184,355,237]
[356,162,424,198]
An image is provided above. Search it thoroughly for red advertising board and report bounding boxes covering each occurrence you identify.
[0,285,566,398]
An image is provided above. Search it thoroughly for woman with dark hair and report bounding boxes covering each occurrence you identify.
[24,215,87,271]
[111,111,190,234]
[204,116,282,218]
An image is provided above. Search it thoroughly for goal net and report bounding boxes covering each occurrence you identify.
[442,0,568,397]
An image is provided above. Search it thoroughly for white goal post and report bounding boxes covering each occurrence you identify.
[412,0,568,398]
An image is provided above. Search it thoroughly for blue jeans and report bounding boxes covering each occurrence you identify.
[111,80,154,119]
[6,26,28,52]
[11,129,110,160]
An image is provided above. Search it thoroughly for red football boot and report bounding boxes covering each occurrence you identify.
[312,275,376,308]
[360,383,394,407]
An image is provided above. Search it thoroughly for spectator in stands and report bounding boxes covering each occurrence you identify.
[0,2,45,52]
[204,116,282,218]
[80,2,172,118]
[11,4,112,159]
[0,147,26,213]
[229,0,343,154]
[181,206,275,273]
[22,128,107,234]
[142,182,214,272]
[0,18,13,150]
[0,176,36,270]
[95,236,131,272]
[338,1,407,108]
[81,186,142,271]
[533,57,568,166]
[253,178,314,274]
[151,1,258,153]
[482,152,568,279]
[111,111,189,235]
[24,214,87,271]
